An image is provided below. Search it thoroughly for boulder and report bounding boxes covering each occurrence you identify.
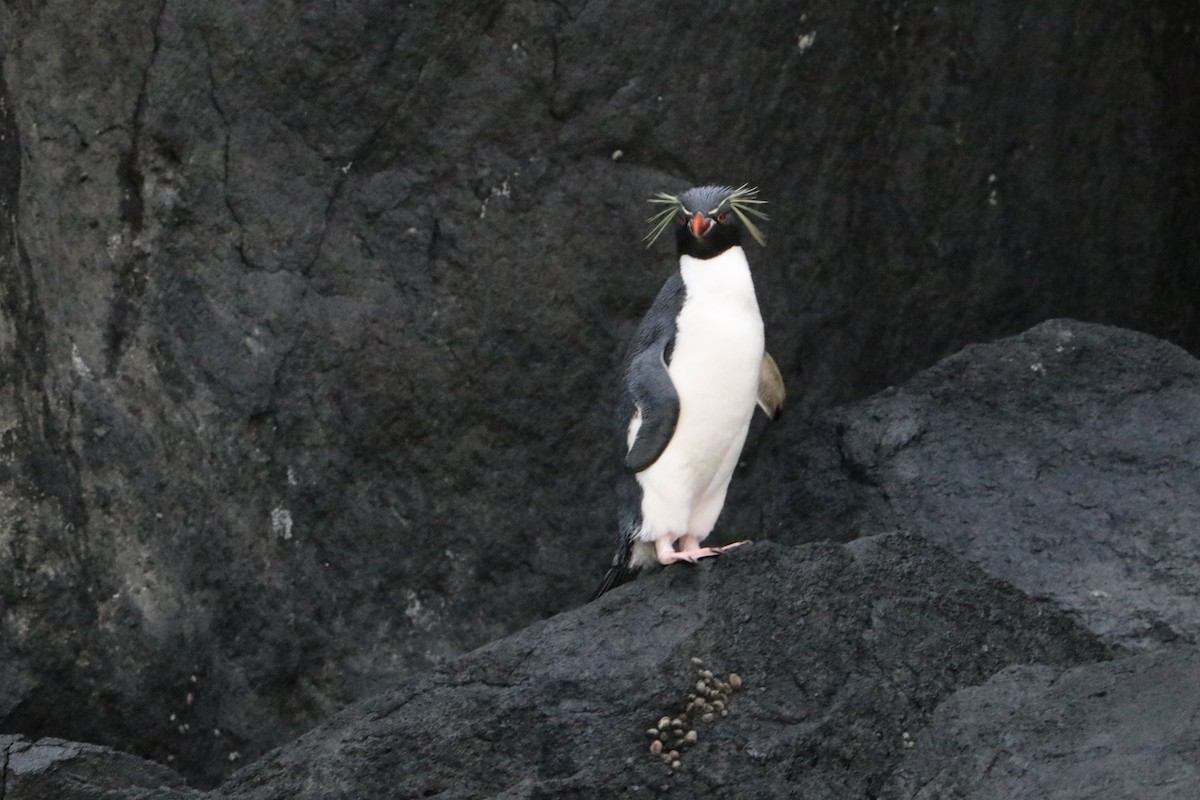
[881,648,1200,800]
[214,534,1108,800]
[0,735,195,800]
[3,319,1199,798]
[754,320,1200,652]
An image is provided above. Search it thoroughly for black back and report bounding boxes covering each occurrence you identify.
[593,272,687,599]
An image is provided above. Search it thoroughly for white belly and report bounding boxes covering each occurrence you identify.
[634,247,764,543]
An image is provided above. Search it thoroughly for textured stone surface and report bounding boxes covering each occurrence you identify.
[1,0,1198,787]
[754,320,1200,652]
[881,648,1200,800]
[1,735,196,800]
[2,323,1199,797]
[213,535,1108,800]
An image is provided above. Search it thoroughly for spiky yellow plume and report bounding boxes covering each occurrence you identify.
[643,184,769,247]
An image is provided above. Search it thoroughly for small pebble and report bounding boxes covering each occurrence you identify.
[700,669,714,680]
[721,709,728,717]
[684,730,698,744]
[668,750,679,760]
[650,740,663,756]
[702,712,715,723]
[696,680,706,692]
[691,657,703,666]
[658,716,672,730]
[646,728,659,738]
[729,673,742,690]
[671,760,682,770]
[671,718,683,729]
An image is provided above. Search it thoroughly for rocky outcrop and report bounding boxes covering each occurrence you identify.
[753,320,1200,653]
[0,735,196,800]
[2,0,1198,787]
[881,648,1200,799]
[8,319,1199,799]
[205,320,1200,800]
[212,534,1108,800]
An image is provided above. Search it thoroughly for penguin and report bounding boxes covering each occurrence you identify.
[593,184,785,598]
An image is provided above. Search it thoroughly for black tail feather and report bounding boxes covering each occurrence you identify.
[591,545,639,600]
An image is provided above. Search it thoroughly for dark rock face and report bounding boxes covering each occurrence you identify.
[1,0,1198,789]
[213,535,1108,800]
[753,320,1200,652]
[3,321,1199,797]
[0,735,196,800]
[881,648,1200,800]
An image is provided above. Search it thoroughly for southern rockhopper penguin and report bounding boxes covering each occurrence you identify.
[593,185,785,599]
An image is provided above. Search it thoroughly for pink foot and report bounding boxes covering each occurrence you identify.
[659,547,723,564]
[654,536,751,566]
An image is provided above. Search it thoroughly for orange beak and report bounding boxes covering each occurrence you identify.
[689,212,712,238]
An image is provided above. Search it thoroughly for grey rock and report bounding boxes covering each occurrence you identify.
[0,734,195,800]
[881,647,1200,800]
[1,0,1197,788]
[2,319,1199,797]
[757,320,1200,651]
[212,534,1107,800]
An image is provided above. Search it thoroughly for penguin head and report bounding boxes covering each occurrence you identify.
[645,184,768,260]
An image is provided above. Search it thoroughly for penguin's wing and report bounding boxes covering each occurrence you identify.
[757,352,786,420]
[622,343,679,472]
[619,273,685,473]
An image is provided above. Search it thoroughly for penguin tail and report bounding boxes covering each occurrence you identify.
[591,543,638,601]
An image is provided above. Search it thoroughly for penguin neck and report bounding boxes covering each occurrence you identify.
[678,246,756,303]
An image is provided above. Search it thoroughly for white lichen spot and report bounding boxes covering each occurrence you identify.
[244,328,267,356]
[611,149,624,161]
[1089,589,1110,599]
[797,31,817,52]
[479,178,513,219]
[106,232,124,260]
[404,589,437,630]
[1030,362,1045,374]
[287,466,298,487]
[71,343,93,379]
[271,507,294,540]
[987,173,999,206]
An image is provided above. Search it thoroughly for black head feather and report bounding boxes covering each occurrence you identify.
[644,184,768,259]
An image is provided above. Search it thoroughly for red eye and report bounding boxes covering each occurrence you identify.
[717,212,729,222]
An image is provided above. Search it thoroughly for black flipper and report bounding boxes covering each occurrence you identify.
[618,271,684,473]
[623,347,680,472]
[593,272,687,600]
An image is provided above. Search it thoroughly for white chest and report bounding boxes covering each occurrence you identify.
[670,247,764,397]
[666,248,764,455]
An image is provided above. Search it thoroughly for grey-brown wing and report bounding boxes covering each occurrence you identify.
[757,352,786,420]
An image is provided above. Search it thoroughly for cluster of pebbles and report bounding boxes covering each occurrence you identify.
[645,657,743,769]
